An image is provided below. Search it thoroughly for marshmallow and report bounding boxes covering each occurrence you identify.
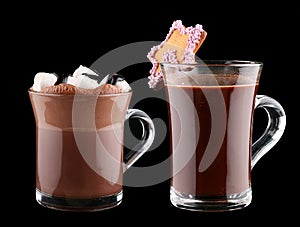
[115,80,131,92]
[32,66,132,94]
[32,72,57,92]
[67,65,100,89]
[100,74,131,92]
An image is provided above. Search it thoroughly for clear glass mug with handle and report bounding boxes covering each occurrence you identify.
[29,90,155,211]
[161,60,286,212]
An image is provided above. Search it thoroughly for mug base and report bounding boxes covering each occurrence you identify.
[36,189,122,212]
[170,187,252,212]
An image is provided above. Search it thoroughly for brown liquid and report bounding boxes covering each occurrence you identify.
[165,75,258,196]
[30,92,131,199]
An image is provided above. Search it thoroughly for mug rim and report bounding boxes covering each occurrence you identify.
[160,60,263,67]
[28,89,132,97]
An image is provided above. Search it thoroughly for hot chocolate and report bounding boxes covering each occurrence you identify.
[30,92,131,199]
[29,66,135,211]
[165,75,258,197]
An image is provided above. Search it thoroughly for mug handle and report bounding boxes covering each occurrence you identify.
[123,109,155,171]
[252,95,286,169]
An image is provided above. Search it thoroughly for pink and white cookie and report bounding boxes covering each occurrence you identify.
[147,20,207,89]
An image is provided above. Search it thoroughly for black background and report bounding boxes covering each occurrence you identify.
[5,2,296,225]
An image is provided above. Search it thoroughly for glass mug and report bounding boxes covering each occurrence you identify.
[161,60,286,212]
[29,90,155,211]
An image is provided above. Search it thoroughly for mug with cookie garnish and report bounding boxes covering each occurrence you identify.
[148,20,286,212]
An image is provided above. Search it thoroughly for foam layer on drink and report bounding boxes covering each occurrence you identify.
[164,74,257,87]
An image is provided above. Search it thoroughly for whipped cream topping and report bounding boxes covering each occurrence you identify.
[147,20,205,89]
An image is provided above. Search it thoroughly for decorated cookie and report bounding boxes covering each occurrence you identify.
[147,20,207,89]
